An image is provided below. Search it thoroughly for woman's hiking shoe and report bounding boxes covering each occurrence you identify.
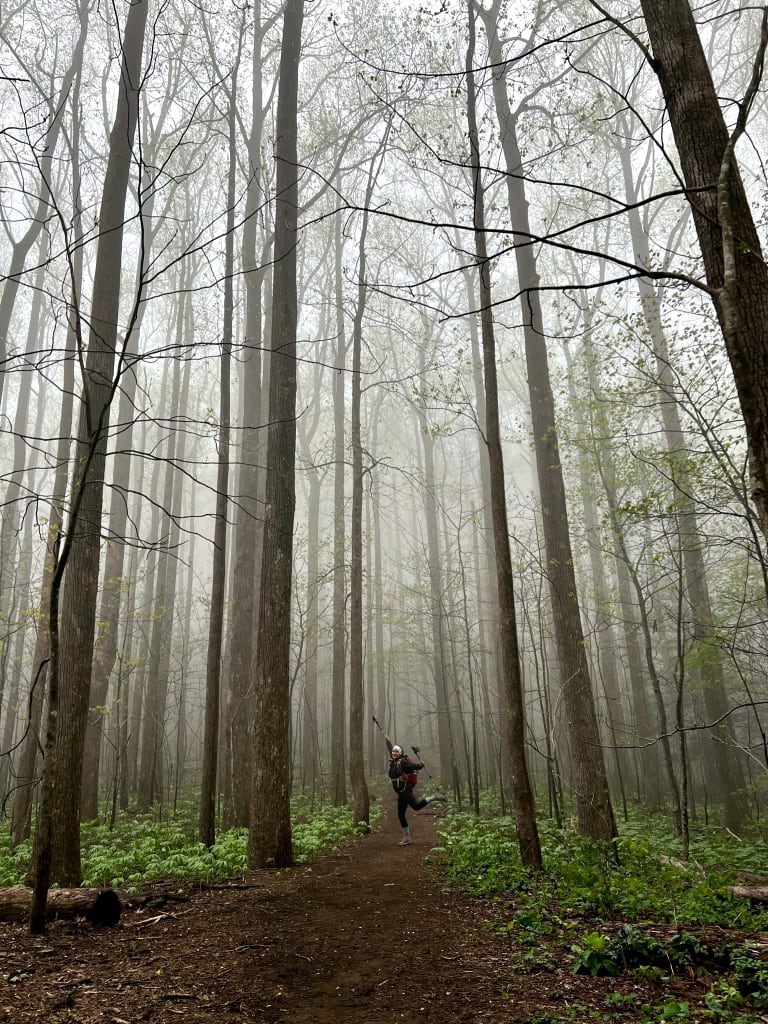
[398,836,413,845]
[428,794,447,803]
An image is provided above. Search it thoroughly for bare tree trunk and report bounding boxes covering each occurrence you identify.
[30,0,149,923]
[80,142,168,820]
[248,0,304,870]
[225,1,272,831]
[479,0,616,842]
[0,237,50,699]
[330,204,347,806]
[637,3,768,536]
[297,303,328,792]
[465,0,541,868]
[348,138,387,830]
[199,63,237,848]
[31,0,150,909]
[415,364,457,788]
[562,335,631,810]
[618,139,750,828]
[0,529,32,805]
[136,333,184,810]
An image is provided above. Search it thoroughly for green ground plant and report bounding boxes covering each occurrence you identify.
[437,807,768,1022]
[437,811,768,930]
[0,800,380,891]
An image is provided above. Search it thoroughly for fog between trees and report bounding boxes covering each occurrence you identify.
[1,0,767,903]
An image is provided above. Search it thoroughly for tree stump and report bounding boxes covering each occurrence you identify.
[0,887,121,925]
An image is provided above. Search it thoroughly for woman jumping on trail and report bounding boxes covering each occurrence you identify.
[385,735,446,845]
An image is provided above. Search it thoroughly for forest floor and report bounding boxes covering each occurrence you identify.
[2,796,767,1023]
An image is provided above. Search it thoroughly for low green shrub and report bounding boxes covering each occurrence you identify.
[571,929,621,976]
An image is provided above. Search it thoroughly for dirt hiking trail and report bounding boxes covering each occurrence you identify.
[1,797,701,1023]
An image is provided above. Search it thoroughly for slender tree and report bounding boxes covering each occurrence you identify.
[200,53,238,848]
[478,0,616,842]
[465,0,541,868]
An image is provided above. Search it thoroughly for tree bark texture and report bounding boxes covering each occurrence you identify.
[248,0,304,871]
[200,65,237,848]
[37,0,149,900]
[639,2,768,536]
[466,1,541,869]
[480,0,616,842]
[331,205,347,807]
[226,3,270,830]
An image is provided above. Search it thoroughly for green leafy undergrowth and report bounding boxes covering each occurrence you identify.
[0,801,379,892]
[437,811,768,930]
[438,810,768,1020]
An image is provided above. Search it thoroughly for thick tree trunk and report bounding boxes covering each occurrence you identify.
[248,0,304,870]
[80,156,162,822]
[226,4,271,831]
[30,0,149,923]
[638,2,768,536]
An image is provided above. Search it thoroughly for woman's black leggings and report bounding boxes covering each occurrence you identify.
[397,785,428,828]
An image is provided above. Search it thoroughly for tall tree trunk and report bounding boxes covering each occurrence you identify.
[579,324,660,806]
[30,0,149,921]
[297,303,328,793]
[637,3,768,537]
[301,460,321,790]
[0,237,49,695]
[0,520,33,803]
[465,0,541,868]
[248,0,304,870]
[79,164,161,821]
[415,365,456,788]
[199,64,237,848]
[479,0,616,842]
[330,204,347,806]
[618,137,750,828]
[226,2,271,831]
[562,334,631,808]
[136,345,183,810]
[348,138,387,829]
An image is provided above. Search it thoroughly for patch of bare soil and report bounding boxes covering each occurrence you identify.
[1,798,765,1023]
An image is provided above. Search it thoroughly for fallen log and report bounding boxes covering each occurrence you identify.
[726,885,768,903]
[0,887,121,925]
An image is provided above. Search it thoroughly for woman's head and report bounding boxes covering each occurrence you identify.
[391,745,403,757]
